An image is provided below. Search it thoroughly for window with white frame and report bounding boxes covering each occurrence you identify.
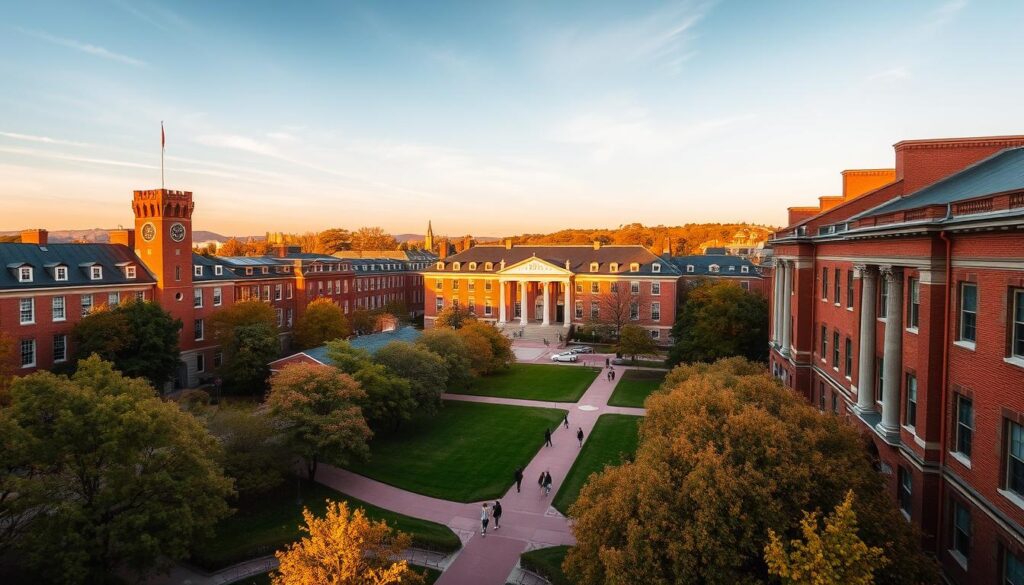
[135,291,144,302]
[630,281,640,294]
[905,374,918,428]
[955,395,973,459]
[468,280,475,292]
[952,500,971,562]
[20,339,35,368]
[1006,420,1024,497]
[125,265,136,279]
[262,267,269,274]
[630,263,639,272]
[213,287,222,306]
[194,288,203,308]
[91,266,102,280]
[275,284,282,300]
[108,292,119,307]
[879,281,888,318]
[653,263,661,273]
[822,267,829,299]
[959,283,977,343]
[52,296,65,321]
[453,262,461,270]
[435,297,444,311]
[469,262,477,270]
[194,319,204,341]
[484,281,492,292]
[651,302,661,321]
[214,265,223,276]
[898,467,912,516]
[590,302,600,319]
[194,265,203,277]
[741,265,749,274]
[485,262,493,271]
[844,337,852,377]
[729,266,735,272]
[650,329,660,339]
[629,301,639,320]
[435,280,443,290]
[276,309,283,327]
[53,334,67,363]
[19,298,34,324]
[575,301,584,319]
[686,264,694,273]
[452,279,460,290]
[484,300,492,316]
[55,266,68,281]
[651,281,660,295]
[246,267,253,276]
[709,264,720,273]
[196,353,205,373]
[590,262,599,273]
[287,308,293,327]
[1005,549,1024,585]
[820,325,827,360]
[1012,290,1024,359]
[908,278,920,329]
[18,266,32,282]
[846,270,854,309]
[832,330,839,367]
[81,295,92,317]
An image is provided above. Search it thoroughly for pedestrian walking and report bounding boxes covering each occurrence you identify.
[538,471,545,491]
[605,357,610,367]
[577,427,584,447]
[563,412,569,429]
[610,368,616,381]
[514,467,524,492]
[480,503,490,536]
[492,500,502,529]
[544,427,553,447]
[543,471,553,496]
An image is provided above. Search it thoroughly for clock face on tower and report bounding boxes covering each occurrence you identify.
[169,223,186,243]
[141,222,156,242]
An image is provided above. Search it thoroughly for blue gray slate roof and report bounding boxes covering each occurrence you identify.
[432,245,681,276]
[671,254,761,277]
[0,243,156,290]
[301,326,423,364]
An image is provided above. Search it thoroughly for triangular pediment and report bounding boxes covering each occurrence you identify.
[498,256,571,276]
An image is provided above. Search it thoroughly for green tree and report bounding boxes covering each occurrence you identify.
[71,299,183,388]
[0,331,15,406]
[293,298,350,349]
[457,321,513,375]
[416,328,475,389]
[765,491,889,585]
[211,301,280,393]
[668,280,769,366]
[0,413,41,555]
[4,357,232,582]
[204,406,291,500]
[267,363,371,482]
[210,299,277,349]
[373,341,448,416]
[615,324,658,363]
[326,341,416,430]
[564,358,937,585]
[434,305,477,329]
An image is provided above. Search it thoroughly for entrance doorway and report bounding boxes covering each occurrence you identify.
[556,304,564,323]
[534,301,544,321]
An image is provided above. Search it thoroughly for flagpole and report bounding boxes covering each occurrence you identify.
[161,121,165,190]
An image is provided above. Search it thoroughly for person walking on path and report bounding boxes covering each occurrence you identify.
[492,500,502,529]
[480,503,490,537]
[605,357,610,367]
[514,467,524,493]
[544,428,553,447]
[563,412,569,429]
[538,471,545,492]
[610,368,616,381]
[577,427,585,447]
[543,471,553,496]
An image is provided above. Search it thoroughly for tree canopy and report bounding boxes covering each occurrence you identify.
[564,357,937,585]
[434,305,477,329]
[211,301,280,393]
[416,328,474,390]
[615,324,658,362]
[373,341,448,416]
[0,357,232,582]
[203,405,291,500]
[326,341,416,431]
[349,226,399,251]
[293,298,351,349]
[668,280,769,366]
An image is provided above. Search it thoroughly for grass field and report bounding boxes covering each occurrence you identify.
[192,479,460,571]
[226,565,442,585]
[552,414,642,514]
[346,400,566,502]
[607,369,667,407]
[452,363,600,402]
[520,546,571,585]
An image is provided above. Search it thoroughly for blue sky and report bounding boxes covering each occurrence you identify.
[2,0,1022,236]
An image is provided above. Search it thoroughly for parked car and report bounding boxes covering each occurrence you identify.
[551,352,579,363]
[568,346,594,354]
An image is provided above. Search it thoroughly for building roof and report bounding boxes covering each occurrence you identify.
[191,253,237,282]
[333,250,437,261]
[272,326,423,368]
[671,254,761,277]
[0,243,156,290]
[431,245,681,276]
[862,146,1024,217]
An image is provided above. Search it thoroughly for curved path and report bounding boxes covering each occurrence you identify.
[315,356,646,585]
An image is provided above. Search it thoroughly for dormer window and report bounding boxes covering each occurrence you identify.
[245,267,253,276]
[485,262,493,271]
[709,264,720,273]
[194,265,203,277]
[728,265,736,272]
[262,267,269,275]
[590,262,599,273]
[741,266,749,274]
[453,262,461,270]
[90,266,103,280]
[469,262,477,270]
[652,264,661,273]
[686,265,694,273]
[125,266,136,279]
[54,266,68,281]
[630,263,639,273]
[610,263,619,273]
[18,266,33,282]
[437,262,445,270]
[214,265,223,276]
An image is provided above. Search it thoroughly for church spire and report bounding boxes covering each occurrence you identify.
[425,220,434,252]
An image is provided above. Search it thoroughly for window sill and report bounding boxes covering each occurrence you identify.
[953,340,976,351]
[1004,356,1024,370]
[900,509,911,522]
[949,451,972,469]
[999,488,1024,512]
[20,321,35,326]
[847,306,854,312]
[53,318,66,323]
[834,302,841,307]
[948,550,968,571]
[20,364,36,369]
[906,327,918,335]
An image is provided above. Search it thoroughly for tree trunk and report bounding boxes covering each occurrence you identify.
[306,457,318,482]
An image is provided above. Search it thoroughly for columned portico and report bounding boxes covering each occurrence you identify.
[780,260,793,357]
[877,265,903,440]
[498,279,507,324]
[772,263,783,345]
[519,279,528,326]
[854,264,877,414]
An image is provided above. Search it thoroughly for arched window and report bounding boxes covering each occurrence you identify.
[610,263,619,273]
[453,262,461,270]
[436,262,445,270]
[485,262,493,271]
[469,262,477,270]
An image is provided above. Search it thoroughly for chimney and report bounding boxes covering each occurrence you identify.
[662,236,671,256]
[463,235,472,251]
[593,240,601,250]
[439,239,448,260]
[109,229,135,249]
[21,229,48,245]
[504,238,513,250]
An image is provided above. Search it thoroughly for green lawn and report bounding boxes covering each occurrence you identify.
[191,479,460,571]
[346,400,566,502]
[453,363,600,402]
[520,546,571,585]
[552,414,642,514]
[227,566,442,585]
[607,369,667,407]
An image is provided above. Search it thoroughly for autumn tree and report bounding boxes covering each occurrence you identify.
[71,299,183,388]
[273,500,425,585]
[219,237,247,256]
[293,298,351,349]
[615,324,658,363]
[2,357,232,582]
[565,358,937,585]
[434,304,476,330]
[668,280,769,366]
[318,228,352,253]
[416,328,474,390]
[373,341,448,416]
[765,491,889,585]
[326,341,416,431]
[204,405,291,500]
[350,227,398,251]
[211,300,280,393]
[596,282,643,337]
[458,321,513,375]
[267,363,371,482]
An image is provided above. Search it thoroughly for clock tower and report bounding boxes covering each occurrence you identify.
[132,189,195,323]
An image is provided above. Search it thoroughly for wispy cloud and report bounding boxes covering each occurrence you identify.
[866,66,910,82]
[196,134,281,157]
[0,131,91,147]
[109,0,193,33]
[16,27,146,66]
[926,0,969,29]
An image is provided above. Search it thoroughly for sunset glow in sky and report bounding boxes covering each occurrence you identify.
[2,0,1022,236]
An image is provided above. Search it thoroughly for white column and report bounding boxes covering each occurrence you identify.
[564,278,572,327]
[542,281,551,325]
[854,265,876,414]
[772,264,783,345]
[780,261,793,357]
[519,280,528,326]
[878,266,904,438]
[498,279,507,324]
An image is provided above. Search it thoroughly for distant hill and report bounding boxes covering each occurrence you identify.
[0,229,254,244]
[395,233,501,243]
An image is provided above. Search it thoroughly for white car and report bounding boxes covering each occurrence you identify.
[569,346,594,354]
[551,352,578,363]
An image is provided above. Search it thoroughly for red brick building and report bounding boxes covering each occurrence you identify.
[767,135,1024,584]
[0,187,433,388]
[422,242,681,343]
[672,253,767,296]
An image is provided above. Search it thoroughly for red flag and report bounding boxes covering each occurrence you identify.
[161,121,165,149]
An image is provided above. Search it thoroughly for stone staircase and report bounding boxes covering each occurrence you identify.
[500,323,568,346]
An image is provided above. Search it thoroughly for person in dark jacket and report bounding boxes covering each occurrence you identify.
[577,427,585,447]
[538,471,545,491]
[543,471,553,496]
[514,467,524,492]
[492,500,502,529]
[563,412,569,429]
[544,428,553,447]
